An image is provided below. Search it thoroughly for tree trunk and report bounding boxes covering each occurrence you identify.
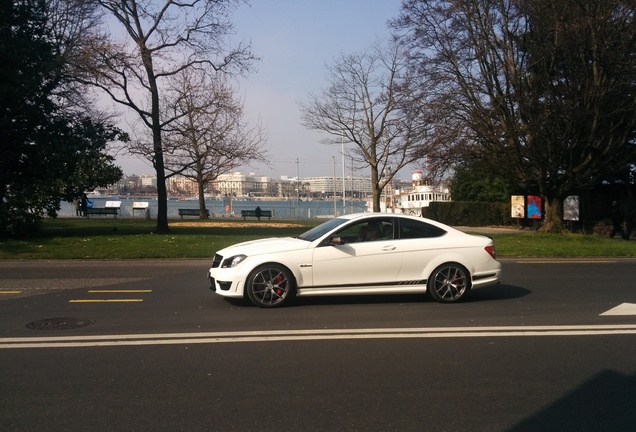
[153,136,170,234]
[141,45,170,234]
[371,166,381,212]
[540,196,566,233]
[197,173,208,219]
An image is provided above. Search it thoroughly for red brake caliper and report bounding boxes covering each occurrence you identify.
[275,274,285,296]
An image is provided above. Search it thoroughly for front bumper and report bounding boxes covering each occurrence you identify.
[208,268,245,298]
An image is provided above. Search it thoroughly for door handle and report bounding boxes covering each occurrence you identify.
[381,246,397,251]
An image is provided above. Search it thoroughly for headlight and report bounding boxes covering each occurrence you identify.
[222,254,247,268]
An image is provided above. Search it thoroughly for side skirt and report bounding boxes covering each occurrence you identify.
[297,280,428,297]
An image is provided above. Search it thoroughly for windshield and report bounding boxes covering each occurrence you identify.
[297,217,349,242]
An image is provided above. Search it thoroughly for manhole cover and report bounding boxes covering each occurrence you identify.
[26,317,95,330]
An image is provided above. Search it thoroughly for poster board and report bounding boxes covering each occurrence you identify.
[511,195,525,218]
[563,196,579,221]
[527,196,542,219]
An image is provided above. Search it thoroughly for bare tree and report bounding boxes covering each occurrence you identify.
[133,69,267,218]
[300,40,429,212]
[44,0,109,116]
[80,0,255,233]
[394,0,636,232]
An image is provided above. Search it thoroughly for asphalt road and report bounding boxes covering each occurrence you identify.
[1,259,636,431]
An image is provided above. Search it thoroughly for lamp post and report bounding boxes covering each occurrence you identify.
[341,131,346,214]
[296,158,300,217]
[333,156,337,216]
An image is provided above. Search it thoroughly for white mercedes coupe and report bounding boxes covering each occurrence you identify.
[208,213,501,308]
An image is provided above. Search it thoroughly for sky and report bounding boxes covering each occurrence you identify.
[116,0,406,180]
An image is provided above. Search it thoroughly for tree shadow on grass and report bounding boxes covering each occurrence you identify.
[40,218,308,238]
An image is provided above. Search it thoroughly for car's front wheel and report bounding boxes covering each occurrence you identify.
[246,264,295,308]
[428,263,470,303]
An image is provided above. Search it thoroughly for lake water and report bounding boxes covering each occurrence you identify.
[60,197,367,219]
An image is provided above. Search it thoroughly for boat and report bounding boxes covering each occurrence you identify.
[367,170,451,215]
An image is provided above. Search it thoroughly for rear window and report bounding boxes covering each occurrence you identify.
[398,218,446,239]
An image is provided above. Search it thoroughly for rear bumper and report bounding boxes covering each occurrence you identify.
[471,268,501,289]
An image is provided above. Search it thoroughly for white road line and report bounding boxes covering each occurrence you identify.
[2,325,636,349]
[516,260,617,264]
[600,303,636,316]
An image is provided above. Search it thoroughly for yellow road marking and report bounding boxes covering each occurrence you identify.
[69,299,143,303]
[0,291,22,294]
[71,289,151,303]
[87,290,152,293]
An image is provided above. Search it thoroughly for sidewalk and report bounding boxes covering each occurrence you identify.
[455,226,522,234]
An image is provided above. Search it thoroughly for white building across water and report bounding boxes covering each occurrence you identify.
[211,173,373,199]
[372,170,451,214]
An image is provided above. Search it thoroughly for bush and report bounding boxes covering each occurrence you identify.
[422,201,513,226]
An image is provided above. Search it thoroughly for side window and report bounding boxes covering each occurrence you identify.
[357,218,394,242]
[333,221,366,243]
[398,218,446,239]
[378,220,394,240]
[332,218,394,243]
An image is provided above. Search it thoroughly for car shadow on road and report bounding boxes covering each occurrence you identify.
[464,284,531,302]
[223,284,530,308]
[507,369,636,431]
[225,295,430,308]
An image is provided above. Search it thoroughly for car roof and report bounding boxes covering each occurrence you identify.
[339,212,466,234]
[340,212,451,226]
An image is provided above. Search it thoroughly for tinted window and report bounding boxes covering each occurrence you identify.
[333,218,394,243]
[398,218,446,239]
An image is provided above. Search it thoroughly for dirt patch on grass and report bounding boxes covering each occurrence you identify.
[170,221,304,228]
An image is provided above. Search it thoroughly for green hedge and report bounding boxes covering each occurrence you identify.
[421,201,514,226]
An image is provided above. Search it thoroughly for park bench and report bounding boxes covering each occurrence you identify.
[85,207,118,217]
[178,208,209,219]
[241,209,272,220]
[86,201,120,218]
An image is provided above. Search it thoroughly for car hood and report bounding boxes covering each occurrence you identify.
[217,237,311,257]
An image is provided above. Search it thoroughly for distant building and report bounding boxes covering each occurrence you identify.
[212,172,274,197]
[110,175,142,195]
[304,176,372,197]
[166,176,197,196]
[139,172,376,199]
[140,174,157,188]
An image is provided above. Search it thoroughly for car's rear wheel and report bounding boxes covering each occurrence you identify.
[428,263,470,303]
[246,264,295,308]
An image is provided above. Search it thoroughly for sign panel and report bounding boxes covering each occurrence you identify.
[527,195,542,219]
[511,195,525,218]
[563,196,579,221]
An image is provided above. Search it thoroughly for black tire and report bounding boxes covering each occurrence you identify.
[427,263,471,303]
[246,264,295,308]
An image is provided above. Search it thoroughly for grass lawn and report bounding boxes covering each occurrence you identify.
[0,217,634,259]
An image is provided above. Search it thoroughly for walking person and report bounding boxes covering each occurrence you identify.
[80,193,88,217]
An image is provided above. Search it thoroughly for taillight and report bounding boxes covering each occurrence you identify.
[485,245,496,259]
